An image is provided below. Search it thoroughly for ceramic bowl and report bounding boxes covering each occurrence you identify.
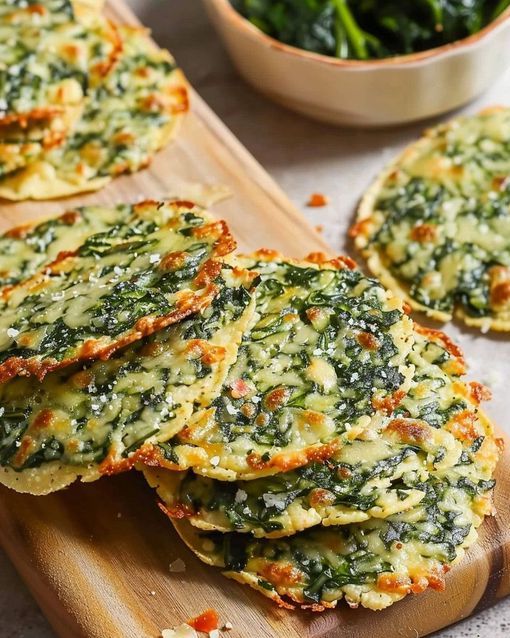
[203,0,510,127]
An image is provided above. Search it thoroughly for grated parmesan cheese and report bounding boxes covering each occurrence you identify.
[161,625,197,638]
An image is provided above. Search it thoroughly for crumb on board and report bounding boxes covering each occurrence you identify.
[315,225,324,233]
[307,193,329,207]
[161,610,230,637]
[169,558,186,573]
[161,624,198,638]
[188,608,220,633]
[480,321,491,334]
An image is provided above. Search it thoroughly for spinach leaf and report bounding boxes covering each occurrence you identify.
[232,0,510,60]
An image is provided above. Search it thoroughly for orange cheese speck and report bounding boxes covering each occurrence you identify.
[307,193,329,208]
[230,378,250,399]
[188,609,219,633]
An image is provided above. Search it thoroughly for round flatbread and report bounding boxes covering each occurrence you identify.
[0,25,187,199]
[145,440,430,538]
[0,264,256,494]
[144,440,428,538]
[0,199,235,383]
[352,107,510,331]
[143,251,416,481]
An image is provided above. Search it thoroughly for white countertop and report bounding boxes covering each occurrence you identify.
[2,1,510,636]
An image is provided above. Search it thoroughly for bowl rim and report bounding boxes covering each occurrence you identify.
[207,0,510,68]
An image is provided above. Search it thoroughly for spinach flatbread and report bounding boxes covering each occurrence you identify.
[0,199,234,383]
[352,107,510,331]
[0,25,187,199]
[0,1,120,130]
[172,457,498,611]
[144,322,496,537]
[142,252,416,480]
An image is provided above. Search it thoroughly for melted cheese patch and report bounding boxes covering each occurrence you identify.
[353,107,510,331]
[0,267,255,494]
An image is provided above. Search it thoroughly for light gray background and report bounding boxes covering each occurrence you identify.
[2,1,510,636]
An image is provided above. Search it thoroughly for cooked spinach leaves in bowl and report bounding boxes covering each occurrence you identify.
[231,0,510,60]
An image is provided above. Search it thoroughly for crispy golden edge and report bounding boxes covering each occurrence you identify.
[240,247,358,272]
[0,108,67,130]
[175,512,301,608]
[0,462,99,495]
[0,207,85,245]
[456,308,510,333]
[0,442,158,495]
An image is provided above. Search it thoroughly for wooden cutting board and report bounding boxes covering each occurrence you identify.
[0,2,509,637]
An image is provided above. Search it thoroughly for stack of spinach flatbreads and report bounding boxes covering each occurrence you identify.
[0,197,500,612]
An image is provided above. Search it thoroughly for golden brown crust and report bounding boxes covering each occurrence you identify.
[386,418,431,444]
[467,382,492,405]
[0,107,64,129]
[158,500,195,520]
[304,252,357,270]
[372,389,406,415]
[89,19,123,80]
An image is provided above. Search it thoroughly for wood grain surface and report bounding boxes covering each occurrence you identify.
[0,2,509,637]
